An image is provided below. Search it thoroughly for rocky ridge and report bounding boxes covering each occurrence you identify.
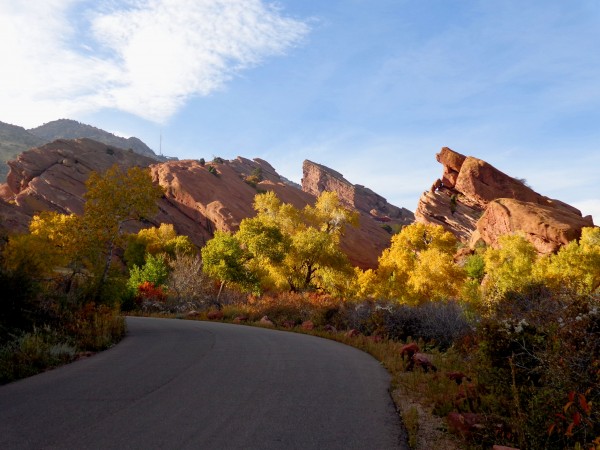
[0,142,406,268]
[416,147,594,253]
[0,121,45,182]
[0,139,156,233]
[0,119,166,184]
[302,160,414,231]
[28,119,161,160]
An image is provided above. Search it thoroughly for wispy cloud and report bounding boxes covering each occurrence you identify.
[0,0,309,127]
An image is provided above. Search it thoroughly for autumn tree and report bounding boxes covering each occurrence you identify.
[201,191,358,294]
[375,222,463,303]
[482,233,537,301]
[124,223,196,268]
[2,211,90,298]
[201,230,258,298]
[534,227,600,295]
[83,164,164,298]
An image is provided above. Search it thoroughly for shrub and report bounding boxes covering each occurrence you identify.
[475,288,600,449]
[166,254,213,312]
[128,253,169,293]
[0,265,42,338]
[342,300,471,349]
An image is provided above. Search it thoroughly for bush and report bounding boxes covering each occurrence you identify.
[0,329,77,384]
[0,266,41,337]
[475,288,600,449]
[342,300,471,349]
[166,254,212,312]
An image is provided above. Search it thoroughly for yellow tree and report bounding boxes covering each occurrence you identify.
[376,222,463,303]
[124,223,196,268]
[83,164,164,298]
[482,233,537,301]
[535,227,600,294]
[3,212,81,279]
[202,191,357,294]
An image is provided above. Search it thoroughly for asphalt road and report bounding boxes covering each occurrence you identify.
[0,317,406,449]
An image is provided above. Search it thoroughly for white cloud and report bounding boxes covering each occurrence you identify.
[0,0,308,127]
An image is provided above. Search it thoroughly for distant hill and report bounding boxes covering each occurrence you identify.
[0,118,164,182]
[0,122,45,181]
[29,119,160,159]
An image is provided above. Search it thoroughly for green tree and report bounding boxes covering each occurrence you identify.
[128,253,170,291]
[201,191,357,294]
[200,231,258,298]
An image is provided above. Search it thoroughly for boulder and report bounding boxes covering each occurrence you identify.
[475,198,594,254]
[207,310,224,320]
[410,353,438,373]
[323,324,337,333]
[416,147,595,253]
[446,412,484,439]
[301,320,315,330]
[259,316,274,327]
[399,343,420,361]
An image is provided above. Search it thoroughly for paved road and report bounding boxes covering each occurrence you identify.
[0,317,406,449]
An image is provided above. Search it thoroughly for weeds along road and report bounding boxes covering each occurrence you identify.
[0,317,406,449]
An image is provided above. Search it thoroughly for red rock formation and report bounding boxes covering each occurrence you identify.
[0,140,411,268]
[0,139,156,231]
[474,198,594,254]
[302,160,414,228]
[416,147,594,253]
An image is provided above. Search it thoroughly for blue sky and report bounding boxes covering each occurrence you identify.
[1,0,599,222]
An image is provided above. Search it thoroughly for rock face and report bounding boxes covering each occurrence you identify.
[0,139,156,231]
[302,160,414,230]
[152,157,395,268]
[416,147,594,253]
[0,142,410,268]
[474,198,594,254]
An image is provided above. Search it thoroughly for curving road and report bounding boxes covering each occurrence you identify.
[0,317,406,449]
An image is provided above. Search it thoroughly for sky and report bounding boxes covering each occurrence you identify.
[1,0,599,222]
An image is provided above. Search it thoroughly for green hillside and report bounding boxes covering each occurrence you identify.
[0,121,44,181]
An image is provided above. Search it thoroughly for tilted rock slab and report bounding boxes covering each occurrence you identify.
[0,139,156,232]
[302,159,414,227]
[0,142,410,268]
[416,147,594,253]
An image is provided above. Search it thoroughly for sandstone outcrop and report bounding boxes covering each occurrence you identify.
[473,198,594,254]
[0,139,156,231]
[0,140,411,268]
[151,158,395,267]
[416,147,594,253]
[302,160,414,229]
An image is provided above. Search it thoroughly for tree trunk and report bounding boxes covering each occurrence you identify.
[95,222,123,301]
